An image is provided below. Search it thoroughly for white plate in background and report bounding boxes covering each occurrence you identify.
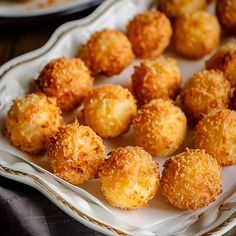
[0,0,102,17]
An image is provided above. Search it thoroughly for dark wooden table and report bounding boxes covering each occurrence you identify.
[0,9,235,236]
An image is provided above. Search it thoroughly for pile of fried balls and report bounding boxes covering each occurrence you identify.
[4,0,236,211]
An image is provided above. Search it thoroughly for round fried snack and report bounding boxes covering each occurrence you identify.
[132,56,181,105]
[196,109,236,166]
[158,0,206,19]
[161,149,222,210]
[48,121,105,185]
[206,43,236,86]
[133,98,187,157]
[174,11,220,58]
[216,0,236,34]
[99,146,159,209]
[4,93,63,154]
[80,29,134,76]
[36,57,93,111]
[83,84,137,139]
[181,70,230,120]
[126,11,172,59]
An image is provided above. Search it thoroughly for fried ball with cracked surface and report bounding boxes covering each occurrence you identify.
[206,43,236,86]
[4,93,63,154]
[132,56,181,105]
[161,149,222,210]
[126,11,172,59]
[216,0,236,34]
[48,121,105,185]
[80,29,134,76]
[36,57,93,111]
[99,146,159,209]
[133,98,187,157]
[181,70,230,120]
[174,11,220,58]
[83,84,137,139]
[196,109,236,166]
[158,0,206,19]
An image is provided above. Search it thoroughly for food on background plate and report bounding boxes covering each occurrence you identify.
[47,121,105,185]
[174,11,221,58]
[196,109,236,166]
[216,0,236,34]
[206,43,236,86]
[36,57,93,112]
[133,98,187,157]
[4,92,63,154]
[80,29,134,77]
[158,0,206,19]
[126,11,172,59]
[83,84,137,139]
[181,70,230,120]
[132,56,181,105]
[161,149,222,210]
[99,146,159,210]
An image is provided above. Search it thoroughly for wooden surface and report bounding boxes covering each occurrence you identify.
[0,24,235,236]
[0,29,52,66]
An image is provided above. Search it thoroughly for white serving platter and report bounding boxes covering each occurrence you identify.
[0,0,236,235]
[0,0,102,18]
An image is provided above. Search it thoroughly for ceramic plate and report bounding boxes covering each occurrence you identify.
[0,0,236,235]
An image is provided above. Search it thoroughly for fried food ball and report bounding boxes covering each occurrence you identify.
[132,56,181,105]
[216,0,236,34]
[4,93,63,154]
[196,109,236,166]
[80,29,134,76]
[126,11,172,59]
[99,146,159,209]
[181,70,230,120]
[161,149,222,210]
[206,43,236,86]
[158,0,206,19]
[83,84,137,139]
[36,57,93,112]
[174,11,221,58]
[133,98,187,157]
[48,121,105,185]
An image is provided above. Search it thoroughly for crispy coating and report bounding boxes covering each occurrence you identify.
[80,29,134,76]
[4,93,63,154]
[132,56,182,105]
[159,0,206,18]
[47,121,105,185]
[99,146,159,209]
[174,11,221,58]
[216,0,236,34]
[161,149,222,210]
[126,11,172,59]
[233,90,236,110]
[36,57,93,112]
[196,109,236,166]
[83,84,137,139]
[133,98,187,157]
[206,43,236,86]
[181,70,230,120]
